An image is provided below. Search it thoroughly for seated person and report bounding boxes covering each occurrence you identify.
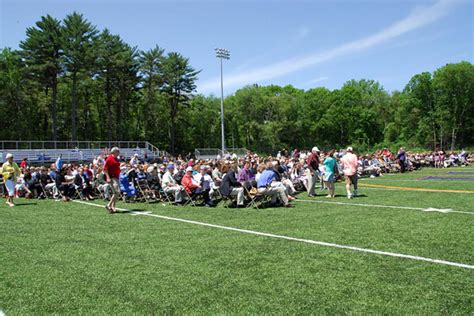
[120,166,136,199]
[182,166,212,206]
[38,167,54,198]
[273,160,296,198]
[74,167,94,200]
[56,166,75,201]
[238,161,256,189]
[161,164,184,203]
[173,165,186,185]
[256,162,292,207]
[95,167,111,200]
[220,163,244,207]
[146,165,161,191]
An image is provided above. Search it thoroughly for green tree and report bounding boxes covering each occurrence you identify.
[20,15,63,140]
[432,61,474,150]
[139,46,165,142]
[161,52,200,154]
[0,49,30,139]
[62,12,98,141]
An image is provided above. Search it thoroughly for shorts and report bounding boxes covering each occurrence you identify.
[109,178,120,195]
[324,173,335,183]
[344,174,358,186]
[5,179,15,197]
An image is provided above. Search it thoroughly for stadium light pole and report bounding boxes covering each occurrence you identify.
[215,48,230,154]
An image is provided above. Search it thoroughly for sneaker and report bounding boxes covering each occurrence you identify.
[347,193,352,199]
[353,190,358,197]
[308,194,316,197]
[325,195,332,198]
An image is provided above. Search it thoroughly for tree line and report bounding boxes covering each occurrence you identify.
[1,12,473,154]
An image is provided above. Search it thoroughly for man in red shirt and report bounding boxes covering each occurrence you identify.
[104,147,121,213]
[305,147,320,197]
[182,166,212,206]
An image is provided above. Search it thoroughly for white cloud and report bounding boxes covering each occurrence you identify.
[198,0,455,94]
[307,76,329,85]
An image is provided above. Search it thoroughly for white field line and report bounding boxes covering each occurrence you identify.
[74,200,474,270]
[295,199,474,215]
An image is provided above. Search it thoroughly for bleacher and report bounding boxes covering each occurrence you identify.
[195,148,248,160]
[0,141,161,164]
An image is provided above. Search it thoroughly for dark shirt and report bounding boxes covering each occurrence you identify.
[307,153,319,171]
[220,171,241,197]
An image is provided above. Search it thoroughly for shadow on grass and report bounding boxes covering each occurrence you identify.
[12,202,38,207]
[114,209,146,214]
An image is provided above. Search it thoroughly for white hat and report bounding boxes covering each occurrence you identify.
[347,147,353,152]
[312,147,320,153]
[5,153,13,159]
[186,166,193,172]
[134,153,139,157]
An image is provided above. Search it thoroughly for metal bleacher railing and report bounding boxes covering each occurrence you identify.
[195,148,249,160]
[0,141,161,164]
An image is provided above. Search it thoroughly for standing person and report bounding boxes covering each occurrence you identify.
[397,147,406,173]
[305,147,320,197]
[1,153,21,207]
[340,147,359,199]
[323,150,337,198]
[104,147,121,213]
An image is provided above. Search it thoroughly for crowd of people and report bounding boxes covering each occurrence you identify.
[1,146,472,210]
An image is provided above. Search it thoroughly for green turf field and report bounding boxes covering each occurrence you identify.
[1,167,473,314]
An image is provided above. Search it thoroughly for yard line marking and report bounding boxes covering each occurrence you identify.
[358,183,474,194]
[73,200,474,270]
[295,199,474,215]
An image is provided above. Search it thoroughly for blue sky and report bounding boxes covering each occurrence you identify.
[1,0,472,96]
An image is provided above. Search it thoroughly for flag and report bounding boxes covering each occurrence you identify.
[56,155,63,170]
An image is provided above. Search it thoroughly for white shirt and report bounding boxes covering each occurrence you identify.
[162,171,177,187]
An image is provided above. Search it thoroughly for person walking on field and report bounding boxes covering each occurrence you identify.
[1,153,21,207]
[323,149,337,198]
[340,147,359,199]
[306,147,320,197]
[104,147,121,213]
[397,147,406,173]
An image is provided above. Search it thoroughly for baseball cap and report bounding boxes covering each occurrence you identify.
[312,147,320,153]
[186,166,193,172]
[5,153,13,159]
[167,164,175,169]
[347,147,353,152]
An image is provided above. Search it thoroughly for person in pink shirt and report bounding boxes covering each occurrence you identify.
[340,147,359,199]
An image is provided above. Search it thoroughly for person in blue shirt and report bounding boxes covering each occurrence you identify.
[257,162,292,207]
[323,150,337,198]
